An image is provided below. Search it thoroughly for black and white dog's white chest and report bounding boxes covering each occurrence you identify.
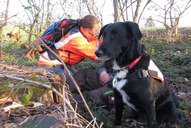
[112,60,137,111]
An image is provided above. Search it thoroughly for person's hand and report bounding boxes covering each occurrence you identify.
[99,71,110,86]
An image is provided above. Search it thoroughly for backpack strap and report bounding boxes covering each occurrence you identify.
[50,19,78,43]
[63,50,73,68]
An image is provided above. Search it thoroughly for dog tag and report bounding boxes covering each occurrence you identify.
[113,78,117,87]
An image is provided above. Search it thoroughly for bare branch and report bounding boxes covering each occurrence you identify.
[138,0,151,23]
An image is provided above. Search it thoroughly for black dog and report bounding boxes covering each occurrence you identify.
[95,22,177,128]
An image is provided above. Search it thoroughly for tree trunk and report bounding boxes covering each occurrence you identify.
[40,7,45,32]
[27,0,45,48]
[0,0,10,41]
[174,17,180,37]
[0,27,3,41]
[133,0,141,23]
[113,0,119,22]
[46,0,51,27]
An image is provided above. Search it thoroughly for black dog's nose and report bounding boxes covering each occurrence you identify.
[95,49,103,57]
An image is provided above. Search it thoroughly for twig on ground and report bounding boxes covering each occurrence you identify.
[86,117,97,128]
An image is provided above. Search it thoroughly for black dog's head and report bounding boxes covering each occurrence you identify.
[95,21,143,61]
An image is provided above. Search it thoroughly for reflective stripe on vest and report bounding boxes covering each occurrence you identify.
[39,51,62,65]
[39,29,84,65]
[54,30,83,49]
[148,60,164,84]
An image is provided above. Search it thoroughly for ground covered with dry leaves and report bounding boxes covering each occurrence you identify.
[0,63,103,128]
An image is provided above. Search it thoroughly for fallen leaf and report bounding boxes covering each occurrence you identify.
[26,49,36,61]
[0,51,3,61]
[34,45,43,54]
[11,36,16,43]
[7,32,17,43]
[15,32,21,41]
[54,75,61,82]
[0,97,13,105]
[6,32,14,38]
[20,42,29,50]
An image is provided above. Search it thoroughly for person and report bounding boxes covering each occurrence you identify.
[38,15,101,80]
[67,64,115,110]
[38,15,102,103]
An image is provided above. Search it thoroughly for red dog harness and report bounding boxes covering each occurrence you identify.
[114,56,165,87]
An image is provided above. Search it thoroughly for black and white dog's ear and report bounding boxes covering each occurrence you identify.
[125,21,142,40]
[98,24,110,39]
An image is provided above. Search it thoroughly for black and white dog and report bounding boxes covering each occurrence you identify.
[95,22,177,128]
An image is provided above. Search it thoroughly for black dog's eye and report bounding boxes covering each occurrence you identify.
[111,32,119,39]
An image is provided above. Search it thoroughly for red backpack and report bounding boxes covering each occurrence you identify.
[37,18,78,60]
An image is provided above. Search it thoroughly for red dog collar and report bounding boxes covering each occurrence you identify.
[128,56,142,69]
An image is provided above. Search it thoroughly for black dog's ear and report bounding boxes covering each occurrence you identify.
[98,24,110,39]
[125,21,142,40]
[137,41,146,55]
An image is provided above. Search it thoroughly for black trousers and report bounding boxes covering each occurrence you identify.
[67,69,114,109]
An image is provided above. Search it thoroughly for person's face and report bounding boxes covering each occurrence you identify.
[86,23,100,37]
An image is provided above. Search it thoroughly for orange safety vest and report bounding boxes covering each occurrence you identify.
[38,26,101,66]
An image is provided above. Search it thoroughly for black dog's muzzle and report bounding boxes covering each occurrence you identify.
[95,49,103,58]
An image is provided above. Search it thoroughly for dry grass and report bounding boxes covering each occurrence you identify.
[0,62,103,128]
